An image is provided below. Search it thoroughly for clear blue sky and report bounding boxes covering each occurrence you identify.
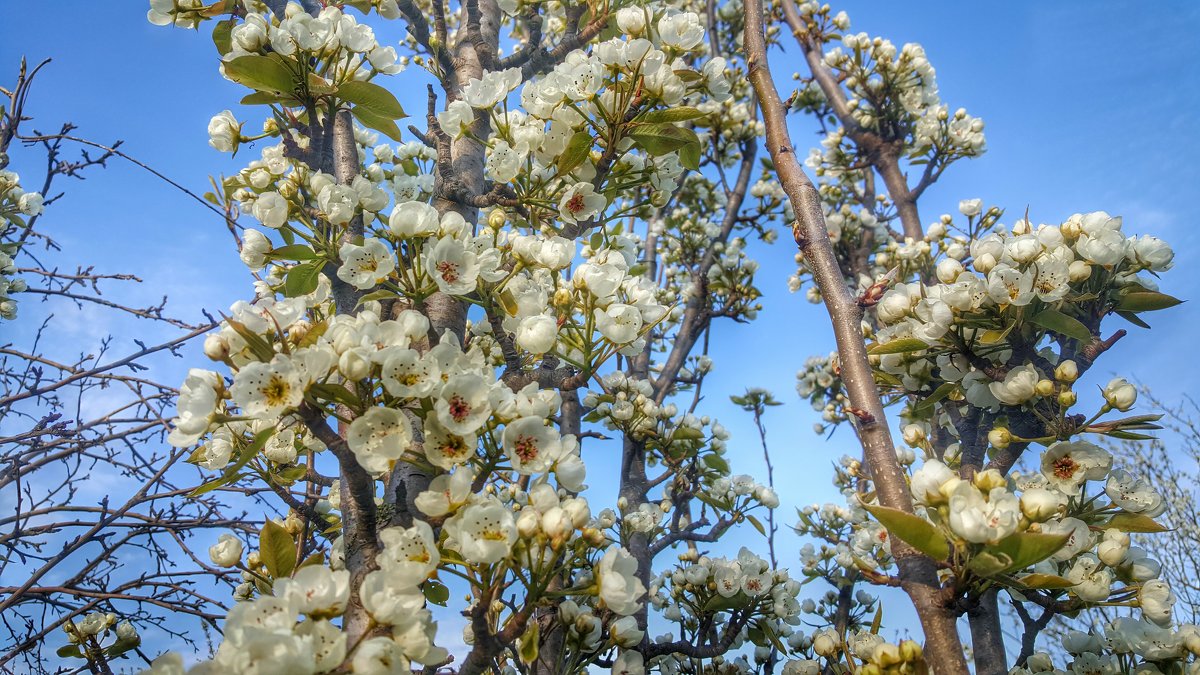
[3,0,1198,659]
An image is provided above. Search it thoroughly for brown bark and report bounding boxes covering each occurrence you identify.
[743,5,968,673]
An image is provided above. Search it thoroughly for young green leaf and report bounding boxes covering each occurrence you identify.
[284,260,324,298]
[224,55,298,94]
[557,130,593,175]
[861,504,949,560]
[260,519,297,579]
[338,80,407,119]
[1030,308,1093,342]
[350,105,404,142]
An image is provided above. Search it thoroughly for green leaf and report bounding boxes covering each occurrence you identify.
[702,591,745,613]
[517,617,539,665]
[870,603,883,634]
[309,382,363,409]
[269,245,317,261]
[223,317,275,362]
[1106,430,1158,441]
[679,140,701,172]
[56,645,84,659]
[976,531,1071,575]
[189,427,277,497]
[1016,573,1076,589]
[640,107,707,123]
[746,514,767,537]
[673,69,704,82]
[356,288,399,306]
[423,580,450,606]
[1030,308,1092,342]
[212,18,235,56]
[260,519,297,579]
[337,80,406,119]
[284,260,324,298]
[224,54,298,94]
[242,91,296,106]
[1116,310,1151,329]
[703,453,730,473]
[630,124,693,156]
[276,465,308,482]
[1116,291,1183,313]
[673,426,705,441]
[297,552,326,570]
[1105,512,1169,533]
[350,105,403,142]
[911,382,957,418]
[306,72,336,96]
[861,504,949,560]
[557,130,593,175]
[868,337,929,355]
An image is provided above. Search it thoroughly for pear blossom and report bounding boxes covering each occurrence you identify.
[275,566,350,618]
[910,459,955,506]
[595,546,646,616]
[424,236,479,295]
[947,481,1020,544]
[423,418,477,469]
[378,521,440,580]
[389,200,440,238]
[1040,441,1113,495]
[1105,469,1165,516]
[557,182,606,224]
[337,238,395,290]
[240,228,272,270]
[1103,377,1137,411]
[207,110,241,153]
[1066,554,1113,602]
[444,495,517,564]
[1140,580,1176,627]
[515,314,558,353]
[252,191,289,228]
[230,356,306,420]
[595,304,644,344]
[502,416,560,474]
[463,68,521,108]
[989,363,1040,406]
[209,533,244,567]
[434,374,491,435]
[168,369,222,447]
[381,348,441,397]
[436,100,474,139]
[347,407,413,474]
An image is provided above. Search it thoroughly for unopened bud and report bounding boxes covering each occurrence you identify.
[1035,379,1056,397]
[973,469,1006,492]
[204,333,232,361]
[988,427,1011,449]
[1055,359,1079,383]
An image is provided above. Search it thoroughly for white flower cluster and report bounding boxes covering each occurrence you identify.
[903,440,1174,618]
[795,352,848,432]
[874,209,1172,397]
[793,2,986,170]
[0,169,44,320]
[1018,620,1200,675]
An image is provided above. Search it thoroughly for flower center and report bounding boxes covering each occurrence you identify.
[437,260,459,282]
[1052,455,1079,480]
[448,395,471,422]
[512,434,539,462]
[262,376,291,407]
[566,193,587,214]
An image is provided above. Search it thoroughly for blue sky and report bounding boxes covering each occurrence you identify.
[3,0,1199,661]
